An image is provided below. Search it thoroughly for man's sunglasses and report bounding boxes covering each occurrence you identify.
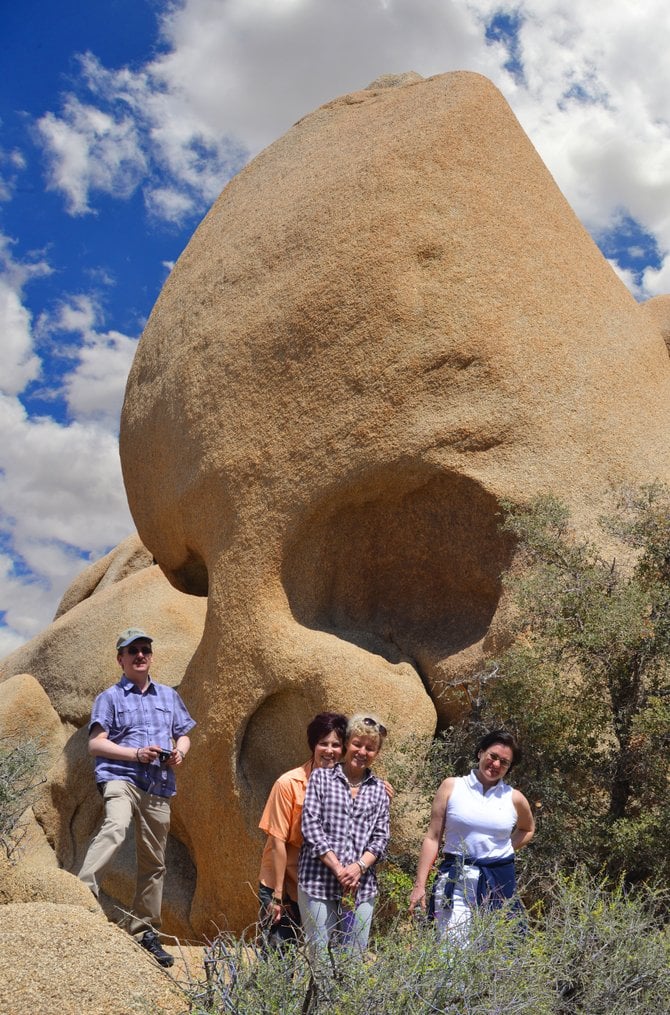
[362,717,387,737]
[125,644,153,655]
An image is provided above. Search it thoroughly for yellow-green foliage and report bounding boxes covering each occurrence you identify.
[187,871,670,1014]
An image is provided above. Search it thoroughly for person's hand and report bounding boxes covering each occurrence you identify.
[409,885,426,914]
[266,898,283,924]
[337,863,362,890]
[382,779,395,800]
[167,748,185,767]
[136,745,161,764]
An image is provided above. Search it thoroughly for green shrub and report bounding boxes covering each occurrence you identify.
[185,871,670,1014]
[536,870,670,1014]
[0,737,44,859]
[407,486,670,891]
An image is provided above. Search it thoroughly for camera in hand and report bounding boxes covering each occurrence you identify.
[158,749,172,763]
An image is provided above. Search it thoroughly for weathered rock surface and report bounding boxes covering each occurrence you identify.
[642,294,670,354]
[0,903,187,1015]
[0,850,98,909]
[54,533,154,618]
[117,70,670,934]
[0,672,67,770]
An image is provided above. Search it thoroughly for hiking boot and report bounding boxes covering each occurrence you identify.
[140,930,174,967]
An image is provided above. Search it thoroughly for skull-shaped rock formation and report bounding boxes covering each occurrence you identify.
[120,71,670,934]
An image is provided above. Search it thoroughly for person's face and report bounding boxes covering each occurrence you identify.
[117,639,153,684]
[312,731,344,768]
[343,734,381,776]
[476,742,513,787]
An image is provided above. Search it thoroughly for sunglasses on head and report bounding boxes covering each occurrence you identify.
[125,644,153,655]
[362,717,387,737]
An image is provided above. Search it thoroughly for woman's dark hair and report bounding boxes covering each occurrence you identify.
[476,730,522,768]
[306,712,348,752]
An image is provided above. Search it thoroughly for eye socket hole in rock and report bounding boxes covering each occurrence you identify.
[283,468,514,695]
[167,549,209,597]
[239,689,324,825]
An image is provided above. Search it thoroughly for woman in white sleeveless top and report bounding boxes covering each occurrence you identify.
[409,731,535,940]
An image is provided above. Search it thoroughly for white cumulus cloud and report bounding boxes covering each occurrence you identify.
[0,391,134,647]
[0,234,49,397]
[32,0,670,293]
[0,259,136,651]
[38,95,147,215]
[46,293,139,427]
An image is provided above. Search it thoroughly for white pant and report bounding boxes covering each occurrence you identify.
[433,863,480,943]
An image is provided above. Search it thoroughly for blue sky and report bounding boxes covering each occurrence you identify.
[2,0,670,656]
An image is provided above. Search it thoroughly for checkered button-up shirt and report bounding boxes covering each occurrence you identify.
[89,675,195,798]
[298,764,390,903]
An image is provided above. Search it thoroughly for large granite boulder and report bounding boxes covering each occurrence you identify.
[54,533,154,618]
[119,71,670,934]
[0,542,205,727]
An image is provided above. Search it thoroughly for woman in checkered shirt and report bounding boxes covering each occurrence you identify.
[257,712,347,948]
[297,714,391,957]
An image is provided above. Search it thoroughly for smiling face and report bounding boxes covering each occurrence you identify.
[342,734,381,780]
[312,730,344,769]
[117,639,153,686]
[476,742,513,789]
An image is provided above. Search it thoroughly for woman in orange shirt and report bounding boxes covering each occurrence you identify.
[258,712,347,948]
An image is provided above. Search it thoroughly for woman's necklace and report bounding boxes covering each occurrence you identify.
[343,768,365,790]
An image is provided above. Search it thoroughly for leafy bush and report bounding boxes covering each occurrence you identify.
[410,486,670,891]
[185,871,670,1014]
[0,737,44,859]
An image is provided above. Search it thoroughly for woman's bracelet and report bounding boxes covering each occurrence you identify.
[356,858,368,873]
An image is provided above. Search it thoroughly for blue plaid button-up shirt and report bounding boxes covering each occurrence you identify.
[89,675,195,798]
[298,764,390,903]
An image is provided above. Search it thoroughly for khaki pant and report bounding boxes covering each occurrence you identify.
[79,780,171,938]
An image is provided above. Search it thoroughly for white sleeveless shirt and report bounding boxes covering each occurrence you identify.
[442,769,517,860]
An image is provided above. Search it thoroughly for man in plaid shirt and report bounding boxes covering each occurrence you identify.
[78,627,195,967]
[298,714,390,956]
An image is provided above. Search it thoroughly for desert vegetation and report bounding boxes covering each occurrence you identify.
[0,737,43,861]
[183,872,669,1014]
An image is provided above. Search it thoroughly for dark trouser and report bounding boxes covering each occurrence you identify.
[258,882,301,950]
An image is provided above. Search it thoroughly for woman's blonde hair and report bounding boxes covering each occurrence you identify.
[346,713,388,745]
